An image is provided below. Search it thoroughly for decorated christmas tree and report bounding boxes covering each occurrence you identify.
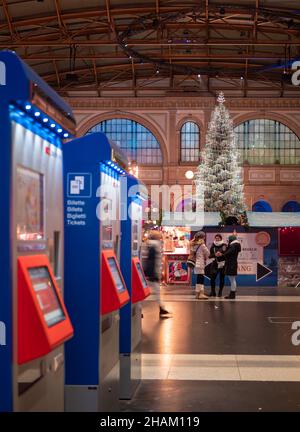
[195,92,247,224]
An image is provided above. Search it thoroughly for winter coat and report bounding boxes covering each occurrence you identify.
[191,240,210,275]
[209,241,227,271]
[143,239,162,282]
[223,240,241,276]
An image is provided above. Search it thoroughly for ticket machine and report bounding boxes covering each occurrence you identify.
[63,132,130,411]
[119,175,150,399]
[0,51,75,412]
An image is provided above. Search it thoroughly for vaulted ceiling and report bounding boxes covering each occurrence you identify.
[1,0,300,97]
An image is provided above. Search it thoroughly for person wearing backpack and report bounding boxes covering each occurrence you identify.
[143,230,172,317]
[190,231,210,299]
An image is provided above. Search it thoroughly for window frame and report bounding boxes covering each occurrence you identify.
[87,118,163,166]
[235,119,300,165]
[179,121,201,164]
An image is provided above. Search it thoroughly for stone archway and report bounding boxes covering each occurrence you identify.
[76,111,169,165]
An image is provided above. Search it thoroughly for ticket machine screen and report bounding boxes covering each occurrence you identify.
[28,266,65,327]
[108,257,126,293]
[136,262,148,288]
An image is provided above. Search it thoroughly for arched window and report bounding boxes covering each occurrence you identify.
[252,200,273,212]
[282,201,300,212]
[180,121,200,162]
[87,119,162,165]
[234,119,300,164]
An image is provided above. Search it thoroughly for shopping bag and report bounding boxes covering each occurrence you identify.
[204,260,218,279]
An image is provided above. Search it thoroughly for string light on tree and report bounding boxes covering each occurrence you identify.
[194,92,247,223]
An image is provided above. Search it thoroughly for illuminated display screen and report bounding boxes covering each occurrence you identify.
[107,257,126,293]
[136,262,148,288]
[28,266,65,327]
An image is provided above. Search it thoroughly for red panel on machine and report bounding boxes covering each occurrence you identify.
[131,257,151,304]
[18,255,74,365]
[101,250,130,315]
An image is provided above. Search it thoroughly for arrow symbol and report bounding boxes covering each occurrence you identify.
[256,262,272,282]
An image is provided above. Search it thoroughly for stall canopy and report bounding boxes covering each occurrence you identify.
[247,212,300,227]
[161,212,220,228]
[161,212,300,228]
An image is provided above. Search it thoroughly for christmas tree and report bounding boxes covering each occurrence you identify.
[195,92,247,223]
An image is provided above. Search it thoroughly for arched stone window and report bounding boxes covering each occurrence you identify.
[180,121,200,162]
[87,118,162,165]
[234,119,300,164]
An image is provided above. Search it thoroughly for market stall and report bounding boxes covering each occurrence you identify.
[162,227,191,285]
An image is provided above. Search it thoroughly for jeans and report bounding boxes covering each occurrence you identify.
[148,280,165,308]
[211,269,225,290]
[228,275,237,292]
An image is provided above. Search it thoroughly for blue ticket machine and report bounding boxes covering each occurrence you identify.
[63,132,131,411]
[119,175,150,399]
[0,51,75,412]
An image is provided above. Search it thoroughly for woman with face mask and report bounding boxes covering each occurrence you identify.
[209,234,227,297]
[216,235,241,299]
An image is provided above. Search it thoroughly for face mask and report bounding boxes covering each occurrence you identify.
[214,240,222,246]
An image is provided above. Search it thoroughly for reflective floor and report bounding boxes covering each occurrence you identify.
[121,285,300,412]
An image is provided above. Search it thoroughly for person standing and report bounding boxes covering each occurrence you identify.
[143,230,171,317]
[190,231,210,299]
[216,235,241,299]
[209,234,227,297]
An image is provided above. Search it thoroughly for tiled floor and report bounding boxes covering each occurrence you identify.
[121,285,300,411]
[142,299,300,355]
[121,380,300,412]
[142,354,300,381]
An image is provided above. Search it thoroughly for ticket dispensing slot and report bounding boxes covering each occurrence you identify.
[131,257,151,304]
[101,250,130,316]
[18,255,74,365]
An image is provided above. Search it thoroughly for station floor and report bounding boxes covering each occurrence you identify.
[121,284,300,412]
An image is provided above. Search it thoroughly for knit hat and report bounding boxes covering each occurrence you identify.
[194,231,205,240]
[228,235,237,243]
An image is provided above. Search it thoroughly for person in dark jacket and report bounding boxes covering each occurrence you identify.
[209,234,227,297]
[216,234,241,299]
[143,230,172,317]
